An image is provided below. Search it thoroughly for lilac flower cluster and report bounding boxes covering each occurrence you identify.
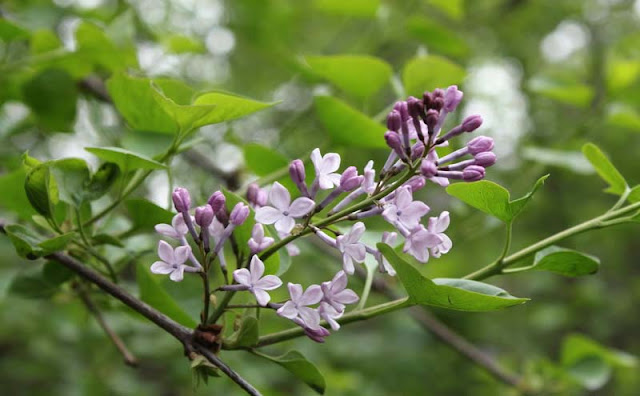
[151,86,496,343]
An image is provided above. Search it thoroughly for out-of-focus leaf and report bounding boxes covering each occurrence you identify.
[75,21,136,71]
[163,34,206,54]
[226,316,259,348]
[529,246,600,276]
[4,224,43,259]
[529,77,594,108]
[402,55,465,96]
[49,158,91,207]
[154,78,196,105]
[223,190,279,274]
[85,147,165,171]
[606,103,640,132]
[125,199,175,233]
[567,356,612,390]
[379,244,528,311]
[305,55,392,100]
[243,144,289,176]
[42,260,74,284]
[136,263,197,328]
[425,0,464,20]
[84,162,120,201]
[406,17,468,57]
[522,146,594,174]
[0,18,30,41]
[313,0,379,17]
[22,68,77,132]
[38,232,75,254]
[0,169,37,219]
[606,59,640,92]
[8,270,63,299]
[582,143,627,195]
[255,350,326,394]
[30,29,61,54]
[314,96,387,148]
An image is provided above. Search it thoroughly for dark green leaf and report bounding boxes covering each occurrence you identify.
[84,162,120,201]
[42,260,74,284]
[0,168,37,219]
[136,263,197,328]
[255,350,326,394]
[4,224,43,259]
[85,147,166,171]
[582,143,627,195]
[125,199,175,233]
[24,164,55,218]
[38,232,75,254]
[566,356,612,390]
[8,270,62,299]
[92,233,124,247]
[313,0,380,17]
[243,143,289,176]
[314,96,387,148]
[379,244,528,311]
[22,68,77,132]
[509,174,550,219]
[226,316,259,348]
[305,55,392,99]
[532,246,600,276]
[402,55,465,96]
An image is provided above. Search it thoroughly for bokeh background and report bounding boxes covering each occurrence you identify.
[1,0,639,395]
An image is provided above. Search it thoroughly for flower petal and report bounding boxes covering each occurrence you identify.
[174,245,191,264]
[320,153,340,173]
[171,214,188,235]
[395,187,412,209]
[233,268,252,286]
[317,174,334,190]
[334,289,359,305]
[275,216,295,234]
[255,206,283,225]
[288,197,315,217]
[150,261,173,274]
[330,271,348,292]
[310,148,322,173]
[277,301,298,319]
[155,224,179,239]
[300,284,323,305]
[157,240,175,263]
[169,266,185,282]
[269,182,291,211]
[345,244,366,263]
[252,289,271,306]
[436,211,450,233]
[287,283,303,301]
[298,306,321,329]
[251,223,264,241]
[347,222,366,243]
[255,275,282,291]
[342,254,355,274]
[249,255,265,282]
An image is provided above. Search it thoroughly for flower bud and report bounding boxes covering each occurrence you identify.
[208,191,226,214]
[425,109,439,133]
[384,131,404,157]
[247,183,267,208]
[467,136,494,155]
[386,110,402,132]
[405,176,426,192]
[474,151,496,167]
[229,202,250,226]
[420,159,438,178]
[393,101,409,121]
[433,88,445,99]
[462,115,483,132]
[172,187,191,213]
[195,205,214,228]
[411,142,425,160]
[289,159,306,184]
[422,91,433,109]
[339,166,364,191]
[443,85,464,112]
[462,165,485,182]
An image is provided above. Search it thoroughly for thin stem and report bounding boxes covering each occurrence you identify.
[498,221,513,262]
[191,345,262,396]
[201,272,211,325]
[75,208,117,282]
[357,265,374,311]
[75,282,138,366]
[208,289,236,324]
[609,186,630,212]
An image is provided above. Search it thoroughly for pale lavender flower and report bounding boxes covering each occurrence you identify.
[230,202,250,225]
[255,182,315,233]
[362,160,376,193]
[335,222,367,274]
[248,223,274,254]
[233,256,282,306]
[376,231,397,276]
[150,240,198,282]
[318,302,343,330]
[403,226,443,263]
[427,211,452,258]
[382,186,430,230]
[321,270,359,311]
[208,217,225,240]
[311,148,342,190]
[155,213,188,240]
[277,283,324,329]
[443,85,463,112]
[292,317,330,343]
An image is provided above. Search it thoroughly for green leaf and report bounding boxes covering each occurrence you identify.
[191,354,220,385]
[0,18,30,41]
[529,246,600,276]
[566,356,612,390]
[92,233,125,247]
[49,158,91,207]
[8,270,64,299]
[85,147,166,171]
[75,21,136,71]
[30,29,62,54]
[125,199,175,233]
[402,55,465,96]
[425,0,464,20]
[223,190,279,274]
[606,103,640,132]
[254,350,326,394]
[4,224,43,259]
[226,316,259,348]
[606,59,640,92]
[0,168,37,219]
[243,144,289,176]
[191,92,276,128]
[378,244,528,311]
[406,17,468,58]
[313,0,380,17]
[305,55,392,100]
[153,78,195,105]
[627,185,640,203]
[22,68,78,132]
[446,175,549,223]
[136,263,197,328]
[582,143,627,195]
[163,34,206,54]
[24,164,55,218]
[529,77,594,108]
[38,232,75,254]
[42,260,74,284]
[314,96,387,148]
[84,162,120,201]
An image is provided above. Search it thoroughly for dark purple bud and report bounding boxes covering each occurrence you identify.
[208,191,226,214]
[393,101,409,121]
[410,142,425,160]
[462,165,486,182]
[462,115,483,132]
[420,159,438,178]
[229,202,250,226]
[289,160,306,184]
[422,91,434,109]
[339,166,364,191]
[432,97,444,111]
[432,88,445,99]
[247,183,268,207]
[425,109,439,133]
[407,97,425,141]
[386,110,402,132]
[384,131,404,157]
[304,325,330,343]
[444,85,463,112]
[172,187,191,213]
[467,136,494,155]
[474,151,497,167]
[195,205,214,228]
[405,176,426,192]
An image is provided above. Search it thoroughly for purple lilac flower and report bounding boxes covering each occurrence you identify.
[292,317,330,343]
[336,222,367,274]
[311,148,342,191]
[277,283,324,329]
[151,240,199,281]
[232,256,282,306]
[427,211,452,258]
[255,182,315,233]
[321,271,359,312]
[403,226,443,263]
[318,302,343,330]
[382,186,430,230]
[248,223,274,254]
[155,213,188,240]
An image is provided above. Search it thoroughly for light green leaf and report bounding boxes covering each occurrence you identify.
[314,96,387,148]
[522,146,594,174]
[509,174,550,218]
[254,350,326,394]
[4,224,43,259]
[22,68,77,132]
[0,18,30,41]
[163,34,206,54]
[24,164,55,218]
[191,92,276,128]
[529,77,594,108]
[30,29,62,54]
[425,0,464,20]
[402,55,465,96]
[606,59,640,92]
[226,316,259,348]
[406,17,468,57]
[627,185,640,203]
[75,21,135,71]
[530,246,600,276]
[379,244,528,311]
[243,144,289,177]
[0,169,37,219]
[567,356,612,390]
[305,55,392,100]
[582,143,627,195]
[606,103,640,132]
[85,147,166,171]
[49,158,91,207]
[38,232,75,254]
[125,199,175,234]
[313,0,380,17]
[136,263,197,328]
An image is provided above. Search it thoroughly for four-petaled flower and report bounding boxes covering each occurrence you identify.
[382,186,430,229]
[151,240,194,282]
[311,148,342,189]
[403,225,443,263]
[321,270,359,311]
[155,213,188,240]
[248,223,274,254]
[255,182,315,233]
[277,283,323,329]
[336,222,367,274]
[427,211,452,258]
[233,256,282,306]
[318,302,343,330]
